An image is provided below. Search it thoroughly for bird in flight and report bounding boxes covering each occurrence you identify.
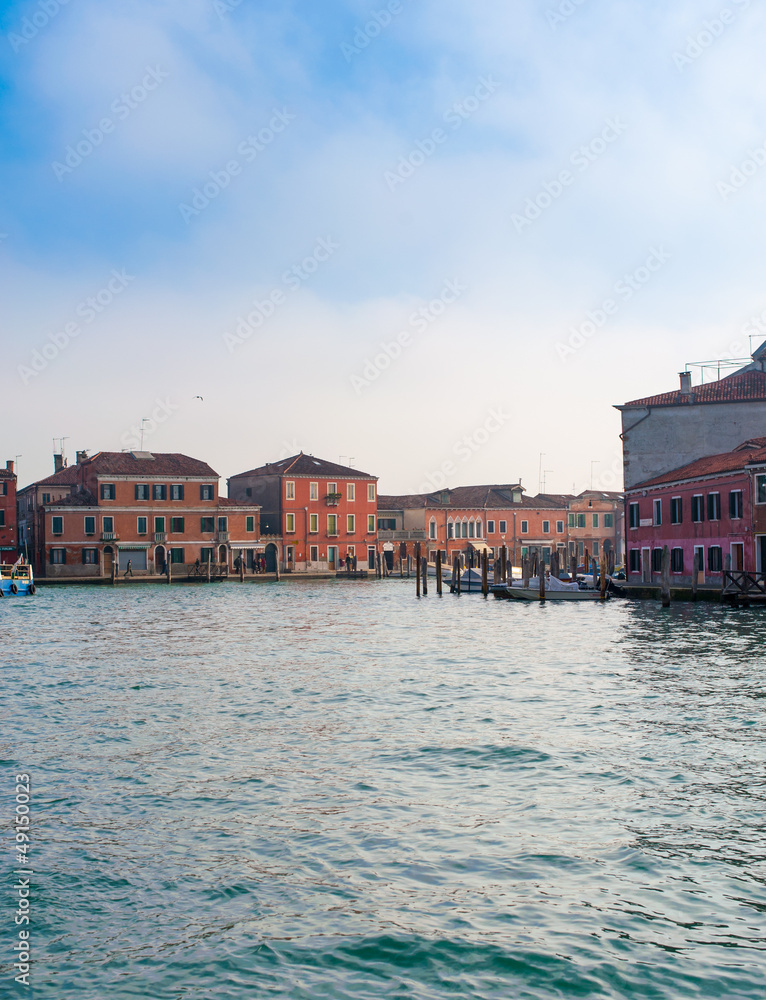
[194,396,204,401]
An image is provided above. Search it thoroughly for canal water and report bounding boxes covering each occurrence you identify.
[2,580,765,999]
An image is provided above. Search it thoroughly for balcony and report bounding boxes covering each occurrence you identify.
[215,531,230,542]
[325,493,342,507]
[101,532,119,542]
[377,530,426,540]
[153,532,166,543]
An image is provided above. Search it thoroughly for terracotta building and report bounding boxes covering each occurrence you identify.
[624,437,766,585]
[17,454,82,572]
[228,453,378,572]
[36,451,261,579]
[0,460,17,562]
[563,490,624,565]
[377,486,568,570]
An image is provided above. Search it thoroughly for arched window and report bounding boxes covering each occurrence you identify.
[447,519,454,539]
[429,518,436,539]
[476,519,482,538]
[468,520,475,538]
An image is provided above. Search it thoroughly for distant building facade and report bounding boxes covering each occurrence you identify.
[564,491,624,564]
[35,451,261,578]
[0,460,17,562]
[228,454,378,572]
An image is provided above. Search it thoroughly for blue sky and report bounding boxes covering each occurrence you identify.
[3,0,766,492]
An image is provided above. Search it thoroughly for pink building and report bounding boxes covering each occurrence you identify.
[624,438,766,584]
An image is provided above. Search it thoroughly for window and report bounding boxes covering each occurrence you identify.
[286,481,295,500]
[499,520,507,534]
[217,517,228,532]
[652,548,663,572]
[170,517,185,534]
[476,521,482,538]
[153,484,167,501]
[100,483,115,500]
[542,520,550,534]
[468,521,475,538]
[368,483,376,502]
[447,522,454,539]
[577,514,586,528]
[729,490,743,519]
[310,482,319,500]
[487,520,495,534]
[757,475,766,504]
[328,515,338,535]
[367,515,376,533]
[592,513,599,528]
[671,548,684,573]
[0,510,4,527]
[378,518,396,530]
[102,516,114,533]
[137,517,148,535]
[568,513,576,528]
[604,513,613,528]
[246,516,255,532]
[653,500,661,526]
[556,521,564,533]
[429,519,436,539]
[706,493,721,521]
[709,545,723,572]
[327,483,337,495]
[285,513,295,533]
[629,549,640,573]
[629,503,640,528]
[670,498,682,524]
[347,483,355,501]
[135,484,149,500]
[199,547,214,563]
[0,483,6,496]
[201,517,214,533]
[347,514,355,533]
[200,484,214,501]
[593,541,599,556]
[170,484,184,501]
[170,548,185,564]
[154,516,165,533]
[50,548,66,564]
[521,520,529,533]
[691,495,705,522]
[309,513,319,533]
[82,549,98,564]
[42,493,51,504]
[462,522,468,538]
[694,546,705,572]
[84,516,95,535]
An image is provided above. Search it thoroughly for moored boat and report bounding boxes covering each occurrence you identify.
[0,560,36,596]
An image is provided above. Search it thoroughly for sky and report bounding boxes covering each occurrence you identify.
[3,0,766,495]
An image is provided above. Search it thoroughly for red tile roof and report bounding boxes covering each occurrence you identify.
[85,452,218,478]
[30,465,81,488]
[218,496,261,508]
[632,440,766,489]
[378,486,564,511]
[45,490,98,508]
[621,369,766,407]
[230,453,376,480]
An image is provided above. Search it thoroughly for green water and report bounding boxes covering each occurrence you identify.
[2,581,764,998]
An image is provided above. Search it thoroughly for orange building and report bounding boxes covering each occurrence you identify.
[38,451,261,578]
[228,454,378,572]
[0,460,17,562]
[378,486,568,570]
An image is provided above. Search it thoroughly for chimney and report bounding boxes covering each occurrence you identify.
[76,450,88,465]
[679,371,692,396]
[54,453,64,473]
[5,460,13,474]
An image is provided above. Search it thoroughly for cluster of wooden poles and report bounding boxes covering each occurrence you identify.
[413,542,612,600]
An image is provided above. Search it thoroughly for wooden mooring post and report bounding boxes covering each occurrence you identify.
[207,555,211,583]
[167,558,172,584]
[600,553,607,601]
[415,543,421,597]
[421,556,428,596]
[661,544,671,607]
[691,551,699,602]
[456,555,461,595]
[482,549,489,598]
[501,546,507,583]
[539,562,545,600]
[436,549,443,596]
[240,548,245,582]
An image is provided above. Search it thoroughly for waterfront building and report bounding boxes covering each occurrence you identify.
[617,343,766,489]
[17,453,83,572]
[34,451,262,579]
[228,454,378,572]
[624,437,766,585]
[0,460,17,562]
[377,486,568,570]
[562,490,624,565]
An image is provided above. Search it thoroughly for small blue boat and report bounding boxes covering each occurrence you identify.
[0,561,36,596]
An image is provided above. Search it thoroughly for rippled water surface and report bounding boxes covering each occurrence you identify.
[2,580,766,999]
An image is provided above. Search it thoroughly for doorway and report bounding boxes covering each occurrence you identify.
[103,545,114,577]
[327,546,338,570]
[265,543,278,572]
[731,542,744,571]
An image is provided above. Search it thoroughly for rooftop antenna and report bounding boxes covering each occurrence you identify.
[542,469,553,493]
[15,454,21,482]
[537,453,545,493]
[139,418,150,451]
[53,436,69,465]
